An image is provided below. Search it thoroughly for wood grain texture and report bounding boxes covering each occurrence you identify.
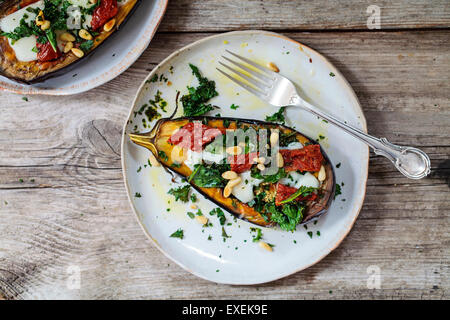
[159,0,450,32]
[0,6,449,300]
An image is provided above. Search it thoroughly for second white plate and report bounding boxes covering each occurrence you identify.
[0,0,168,95]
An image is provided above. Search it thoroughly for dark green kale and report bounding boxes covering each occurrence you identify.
[168,185,191,202]
[181,64,218,116]
[79,40,94,52]
[188,163,228,188]
[250,167,286,183]
[247,191,266,213]
[265,201,305,232]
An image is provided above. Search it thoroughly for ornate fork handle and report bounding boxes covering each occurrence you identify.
[291,94,431,179]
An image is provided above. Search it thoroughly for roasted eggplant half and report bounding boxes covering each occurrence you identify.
[0,0,140,83]
[129,116,336,231]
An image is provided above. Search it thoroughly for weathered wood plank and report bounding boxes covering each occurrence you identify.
[0,30,449,299]
[159,0,450,32]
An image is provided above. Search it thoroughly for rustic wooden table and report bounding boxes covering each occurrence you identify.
[0,0,449,300]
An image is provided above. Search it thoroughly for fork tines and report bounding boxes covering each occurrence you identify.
[217,50,276,98]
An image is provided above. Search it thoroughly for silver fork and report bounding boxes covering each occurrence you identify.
[217,50,431,179]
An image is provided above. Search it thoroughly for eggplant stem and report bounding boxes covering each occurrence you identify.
[128,133,157,153]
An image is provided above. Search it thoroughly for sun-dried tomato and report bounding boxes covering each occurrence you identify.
[91,0,119,31]
[279,144,323,172]
[275,183,318,206]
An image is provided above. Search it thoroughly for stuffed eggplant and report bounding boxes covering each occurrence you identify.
[129,116,336,231]
[0,0,140,83]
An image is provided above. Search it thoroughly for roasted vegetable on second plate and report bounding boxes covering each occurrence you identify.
[129,116,335,231]
[0,0,140,83]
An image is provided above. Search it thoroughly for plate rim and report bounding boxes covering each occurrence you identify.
[121,30,369,285]
[0,0,169,96]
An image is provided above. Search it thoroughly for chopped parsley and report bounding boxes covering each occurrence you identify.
[334,184,342,199]
[170,229,184,239]
[209,207,226,226]
[168,185,191,202]
[230,103,239,110]
[265,107,286,124]
[250,227,263,242]
[187,212,195,219]
[158,151,168,162]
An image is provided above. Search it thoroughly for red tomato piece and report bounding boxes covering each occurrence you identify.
[168,122,224,152]
[279,144,323,172]
[36,40,61,62]
[228,152,258,174]
[275,183,318,206]
[91,0,119,31]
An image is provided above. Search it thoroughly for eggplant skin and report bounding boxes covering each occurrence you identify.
[0,0,140,84]
[130,116,336,228]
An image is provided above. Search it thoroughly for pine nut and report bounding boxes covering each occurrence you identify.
[257,157,266,164]
[60,32,75,42]
[259,241,273,252]
[270,131,279,147]
[103,18,116,32]
[195,215,208,225]
[79,29,92,40]
[149,153,160,167]
[71,48,84,58]
[257,163,265,171]
[89,0,97,4]
[227,177,242,188]
[63,41,73,53]
[318,165,326,182]
[40,20,51,31]
[35,11,44,26]
[222,171,238,180]
[266,143,270,149]
[268,62,279,73]
[223,185,232,198]
[226,146,242,155]
[190,204,197,209]
[277,152,284,168]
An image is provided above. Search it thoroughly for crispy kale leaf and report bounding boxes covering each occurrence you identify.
[265,202,305,232]
[181,64,218,116]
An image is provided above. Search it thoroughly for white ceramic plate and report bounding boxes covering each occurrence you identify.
[122,30,369,285]
[0,0,168,95]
